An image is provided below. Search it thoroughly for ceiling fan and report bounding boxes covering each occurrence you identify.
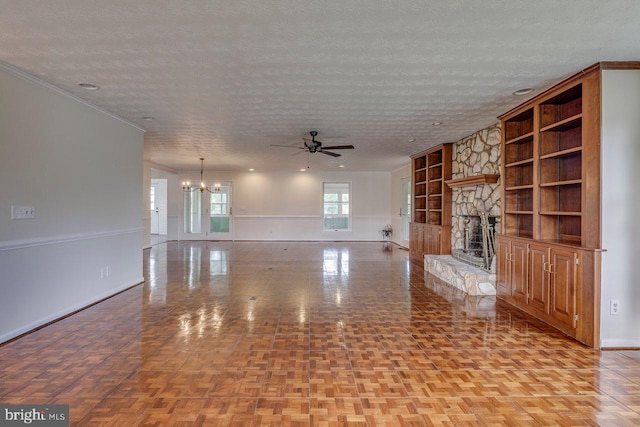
[271,131,354,157]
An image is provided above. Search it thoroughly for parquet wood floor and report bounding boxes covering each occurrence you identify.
[1,241,640,426]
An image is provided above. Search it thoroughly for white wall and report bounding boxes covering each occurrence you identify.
[175,170,391,241]
[390,163,411,248]
[0,63,144,343]
[600,69,640,348]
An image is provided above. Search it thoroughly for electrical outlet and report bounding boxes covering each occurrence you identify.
[11,205,35,219]
[610,299,620,315]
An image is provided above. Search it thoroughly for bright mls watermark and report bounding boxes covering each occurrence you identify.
[0,405,68,426]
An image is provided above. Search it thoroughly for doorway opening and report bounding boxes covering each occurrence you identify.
[150,178,168,244]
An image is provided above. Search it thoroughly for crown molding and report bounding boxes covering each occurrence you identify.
[0,59,146,133]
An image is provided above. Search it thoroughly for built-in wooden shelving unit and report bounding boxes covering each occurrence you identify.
[409,144,452,261]
[495,62,640,348]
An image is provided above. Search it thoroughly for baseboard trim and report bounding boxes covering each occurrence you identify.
[600,338,640,349]
[0,278,144,345]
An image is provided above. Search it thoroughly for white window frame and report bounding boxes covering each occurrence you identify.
[323,182,351,231]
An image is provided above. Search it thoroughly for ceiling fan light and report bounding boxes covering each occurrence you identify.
[513,88,534,96]
[78,82,99,90]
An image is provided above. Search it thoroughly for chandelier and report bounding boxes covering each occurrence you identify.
[182,158,220,193]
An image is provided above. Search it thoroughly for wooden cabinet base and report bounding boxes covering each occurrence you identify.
[498,296,580,343]
[496,235,600,348]
[409,222,451,260]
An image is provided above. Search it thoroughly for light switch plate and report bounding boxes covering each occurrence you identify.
[11,205,35,219]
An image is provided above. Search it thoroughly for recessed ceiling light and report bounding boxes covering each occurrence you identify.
[432,122,443,126]
[142,116,155,121]
[78,83,99,91]
[249,168,255,172]
[300,169,306,172]
[339,165,345,168]
[513,88,534,96]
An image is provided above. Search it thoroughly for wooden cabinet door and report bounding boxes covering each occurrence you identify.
[425,226,441,255]
[409,225,415,253]
[511,240,529,304]
[529,244,549,314]
[550,248,577,328]
[417,227,423,257]
[422,226,431,255]
[410,224,424,259]
[496,237,511,296]
[432,227,441,254]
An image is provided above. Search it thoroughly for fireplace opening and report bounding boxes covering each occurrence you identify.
[451,213,497,272]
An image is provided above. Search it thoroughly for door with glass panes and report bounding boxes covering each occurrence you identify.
[208,183,233,239]
[183,182,233,240]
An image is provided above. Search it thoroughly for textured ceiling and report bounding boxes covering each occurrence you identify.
[1,1,639,172]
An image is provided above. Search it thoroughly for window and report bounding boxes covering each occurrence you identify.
[210,187,228,215]
[209,185,230,233]
[183,189,201,234]
[150,186,156,211]
[323,182,350,231]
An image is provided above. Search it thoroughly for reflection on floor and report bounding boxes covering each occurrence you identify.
[150,234,168,246]
[1,241,640,425]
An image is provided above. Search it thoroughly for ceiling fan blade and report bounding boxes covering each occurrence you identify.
[270,144,305,150]
[321,145,354,150]
[320,150,341,157]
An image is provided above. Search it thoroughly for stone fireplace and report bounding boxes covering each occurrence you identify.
[424,124,502,296]
[450,124,501,269]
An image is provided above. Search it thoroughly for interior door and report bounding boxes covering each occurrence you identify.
[150,183,160,234]
[207,182,233,240]
[151,178,168,235]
